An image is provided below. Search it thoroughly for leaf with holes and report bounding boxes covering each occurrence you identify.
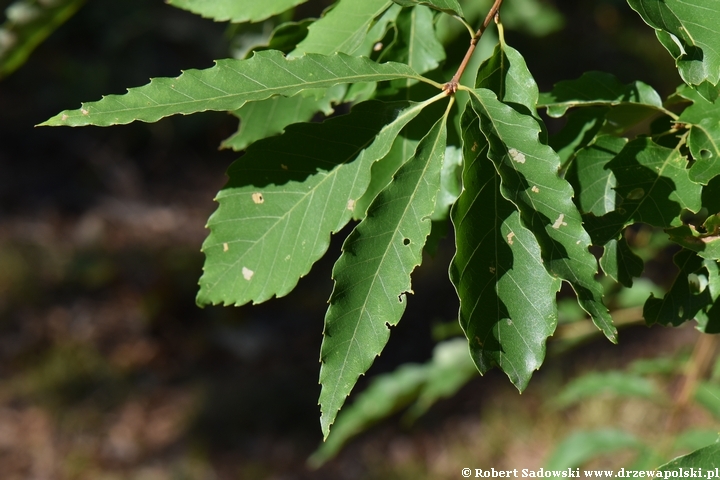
[644,249,719,327]
[627,0,720,93]
[319,107,449,437]
[450,102,560,390]
[583,138,702,246]
[40,51,427,127]
[675,86,720,185]
[198,99,433,306]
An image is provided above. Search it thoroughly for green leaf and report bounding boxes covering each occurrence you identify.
[567,136,644,287]
[553,371,662,409]
[695,382,720,420]
[545,430,644,471]
[538,71,664,118]
[658,437,720,470]
[475,37,543,125]
[309,338,476,467]
[167,0,306,23]
[319,107,449,438]
[291,0,392,57]
[380,5,446,77]
[198,99,431,306]
[667,225,720,261]
[390,0,463,17]
[600,238,644,287]
[221,85,345,151]
[675,86,720,185]
[403,337,477,420]
[450,102,560,390]
[627,0,720,91]
[0,0,86,79]
[467,89,616,342]
[551,110,608,169]
[643,249,719,327]
[583,138,703,246]
[41,51,429,127]
[431,145,462,221]
[568,135,625,217]
[354,134,419,218]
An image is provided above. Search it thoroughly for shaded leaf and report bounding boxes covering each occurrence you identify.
[319,108,449,438]
[41,51,427,127]
[538,71,664,118]
[450,103,561,390]
[675,86,720,185]
[695,382,720,420]
[309,338,475,467]
[568,135,625,217]
[291,0,392,57]
[545,430,644,471]
[583,138,702,246]
[467,89,616,342]
[0,0,85,79]
[198,99,431,306]
[221,85,345,151]
[627,0,720,92]
[552,371,662,409]
[658,437,720,470]
[310,364,426,467]
[552,108,609,167]
[391,0,463,17]
[643,249,719,327]
[167,0,305,23]
[380,5,446,77]
[600,238,644,287]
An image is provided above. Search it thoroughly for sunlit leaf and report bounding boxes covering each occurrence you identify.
[291,0,392,57]
[627,0,720,93]
[658,437,720,469]
[319,107,449,437]
[450,102,561,390]
[198,99,431,306]
[391,0,463,17]
[467,89,616,342]
[167,0,306,23]
[41,51,428,127]
[583,138,702,246]
[538,71,664,118]
[380,5,446,77]
[675,86,720,185]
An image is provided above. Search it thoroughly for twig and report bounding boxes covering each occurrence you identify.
[443,0,504,94]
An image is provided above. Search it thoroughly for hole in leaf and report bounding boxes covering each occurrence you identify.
[678,305,684,318]
[700,149,712,160]
[403,238,411,246]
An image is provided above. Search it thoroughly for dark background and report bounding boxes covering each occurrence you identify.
[0,0,697,478]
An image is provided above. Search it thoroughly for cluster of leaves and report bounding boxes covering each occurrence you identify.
[41,0,720,467]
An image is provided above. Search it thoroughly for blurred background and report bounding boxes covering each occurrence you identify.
[0,0,718,478]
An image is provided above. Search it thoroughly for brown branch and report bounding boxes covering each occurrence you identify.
[443,0,504,94]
